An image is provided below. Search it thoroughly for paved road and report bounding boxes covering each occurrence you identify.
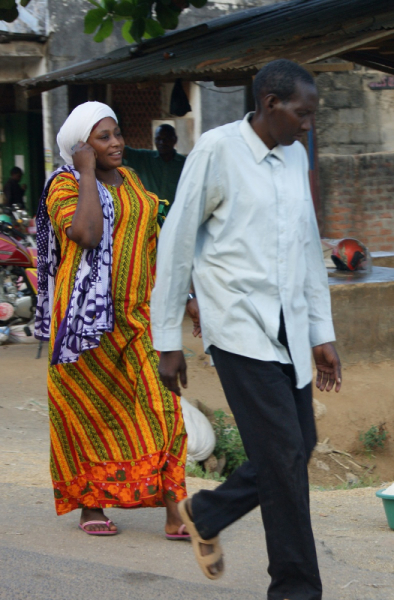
[1,481,394,600]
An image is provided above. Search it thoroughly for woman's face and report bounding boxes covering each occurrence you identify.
[87,117,125,170]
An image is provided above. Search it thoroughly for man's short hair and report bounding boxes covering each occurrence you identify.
[155,124,176,137]
[10,166,23,176]
[253,59,315,108]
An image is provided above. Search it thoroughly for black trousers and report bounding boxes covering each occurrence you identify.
[192,345,322,600]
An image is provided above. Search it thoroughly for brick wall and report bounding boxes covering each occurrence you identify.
[320,153,394,251]
[112,83,162,149]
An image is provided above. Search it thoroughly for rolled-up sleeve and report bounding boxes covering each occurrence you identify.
[150,146,222,351]
[47,173,79,236]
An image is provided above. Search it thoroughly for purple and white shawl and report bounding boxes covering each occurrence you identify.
[34,165,115,366]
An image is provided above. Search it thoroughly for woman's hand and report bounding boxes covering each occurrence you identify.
[72,141,96,173]
[66,141,103,249]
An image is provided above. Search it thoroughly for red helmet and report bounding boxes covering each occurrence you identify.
[331,238,368,271]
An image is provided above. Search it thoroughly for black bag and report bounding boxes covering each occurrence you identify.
[170,79,192,116]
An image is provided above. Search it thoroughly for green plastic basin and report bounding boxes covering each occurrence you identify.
[376,488,394,530]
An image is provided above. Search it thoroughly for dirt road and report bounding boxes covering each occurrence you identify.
[1,329,394,599]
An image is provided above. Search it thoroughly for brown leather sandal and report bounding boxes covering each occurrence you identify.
[179,498,224,580]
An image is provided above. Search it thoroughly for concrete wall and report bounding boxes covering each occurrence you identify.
[320,152,394,252]
[330,277,394,365]
[316,67,394,155]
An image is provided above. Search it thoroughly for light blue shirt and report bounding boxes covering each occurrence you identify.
[151,113,335,388]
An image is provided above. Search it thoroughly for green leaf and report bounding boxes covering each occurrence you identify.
[189,0,207,7]
[113,0,135,17]
[0,6,18,21]
[121,20,135,43]
[93,16,114,41]
[1,0,17,9]
[145,17,164,37]
[130,16,146,43]
[20,0,32,6]
[84,7,107,34]
[132,2,151,19]
[103,0,116,10]
[86,0,102,7]
[155,2,178,29]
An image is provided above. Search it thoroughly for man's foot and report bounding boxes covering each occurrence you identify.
[179,498,224,578]
[79,507,118,533]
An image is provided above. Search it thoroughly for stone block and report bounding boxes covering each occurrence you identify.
[332,72,363,91]
[338,108,364,124]
[316,73,336,93]
[350,129,381,144]
[348,89,364,108]
[323,127,352,144]
[323,91,351,109]
[335,144,365,154]
[316,107,337,131]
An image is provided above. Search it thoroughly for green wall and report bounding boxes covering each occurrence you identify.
[0,112,45,215]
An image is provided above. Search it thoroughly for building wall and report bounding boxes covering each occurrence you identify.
[316,67,394,155]
[46,0,127,167]
[320,152,394,252]
[112,83,162,149]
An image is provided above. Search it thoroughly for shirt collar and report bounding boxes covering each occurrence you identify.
[240,112,286,165]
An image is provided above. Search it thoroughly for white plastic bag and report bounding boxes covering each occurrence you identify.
[181,397,216,462]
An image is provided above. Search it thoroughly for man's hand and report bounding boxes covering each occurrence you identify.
[158,350,187,396]
[186,297,202,338]
[313,343,342,393]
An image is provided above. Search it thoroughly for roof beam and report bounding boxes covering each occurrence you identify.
[303,62,354,73]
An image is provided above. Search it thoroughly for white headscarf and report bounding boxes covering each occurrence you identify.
[57,101,118,165]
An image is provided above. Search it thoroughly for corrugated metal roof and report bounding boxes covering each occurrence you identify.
[19,0,394,90]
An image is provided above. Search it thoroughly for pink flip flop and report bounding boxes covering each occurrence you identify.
[165,523,191,541]
[78,519,118,535]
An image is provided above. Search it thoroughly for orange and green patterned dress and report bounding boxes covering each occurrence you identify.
[46,167,187,516]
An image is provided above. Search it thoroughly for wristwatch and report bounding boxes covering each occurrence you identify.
[187,292,196,302]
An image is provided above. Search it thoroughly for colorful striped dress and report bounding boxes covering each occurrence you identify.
[46,167,187,515]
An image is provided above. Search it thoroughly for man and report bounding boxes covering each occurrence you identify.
[151,60,341,600]
[123,124,185,207]
[3,166,26,208]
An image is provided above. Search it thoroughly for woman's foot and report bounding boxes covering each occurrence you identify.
[164,497,189,537]
[79,507,118,533]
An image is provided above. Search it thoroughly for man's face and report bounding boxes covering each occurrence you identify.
[265,81,318,147]
[155,128,177,156]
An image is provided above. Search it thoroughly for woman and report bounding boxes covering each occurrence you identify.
[35,101,188,537]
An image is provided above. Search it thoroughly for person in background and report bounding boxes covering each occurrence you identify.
[123,124,186,208]
[151,59,342,599]
[34,101,188,539]
[3,166,26,208]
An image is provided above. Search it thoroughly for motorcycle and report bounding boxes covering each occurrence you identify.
[0,219,38,346]
[0,205,36,248]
